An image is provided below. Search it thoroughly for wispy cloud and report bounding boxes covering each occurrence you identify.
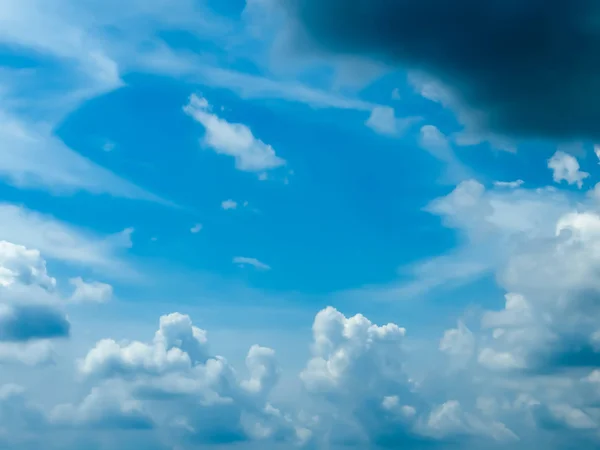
[194,66,379,112]
[419,125,471,184]
[0,1,205,202]
[493,180,524,189]
[233,256,271,271]
[0,203,135,278]
[0,112,162,201]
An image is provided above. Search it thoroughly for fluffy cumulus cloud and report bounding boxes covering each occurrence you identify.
[426,179,600,372]
[0,304,533,450]
[68,311,308,448]
[479,211,600,373]
[2,297,600,449]
[298,306,421,447]
[184,95,286,173]
[278,0,600,140]
[548,151,589,188]
[424,178,600,447]
[298,307,521,448]
[0,240,113,368]
[0,243,70,370]
[0,241,69,347]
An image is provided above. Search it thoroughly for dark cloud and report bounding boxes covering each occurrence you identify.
[282,0,600,140]
[0,304,70,342]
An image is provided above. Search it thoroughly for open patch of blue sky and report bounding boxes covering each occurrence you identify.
[1,1,600,449]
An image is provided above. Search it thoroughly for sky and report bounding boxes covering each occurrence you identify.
[1,1,600,449]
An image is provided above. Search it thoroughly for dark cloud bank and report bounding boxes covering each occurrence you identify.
[282,0,600,140]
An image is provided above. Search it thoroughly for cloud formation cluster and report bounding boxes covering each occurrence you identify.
[5,216,600,450]
[3,299,527,450]
[3,112,599,450]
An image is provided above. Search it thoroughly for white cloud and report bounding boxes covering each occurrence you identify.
[71,311,306,446]
[419,125,470,184]
[423,400,518,442]
[0,241,55,290]
[0,340,54,367]
[0,203,134,276]
[0,0,393,201]
[298,307,521,447]
[0,0,227,203]
[64,306,527,448]
[184,94,286,172]
[408,72,516,153]
[300,307,408,395]
[50,383,154,430]
[2,302,600,448]
[470,210,600,372]
[190,223,203,234]
[68,277,113,304]
[0,111,162,200]
[221,199,238,210]
[4,2,600,448]
[385,177,588,304]
[494,180,525,189]
[0,241,69,365]
[233,257,271,271]
[78,312,209,379]
[193,65,379,112]
[0,0,170,201]
[548,151,589,188]
[440,321,475,368]
[366,107,396,135]
[365,106,419,136]
[419,178,600,443]
[298,307,419,445]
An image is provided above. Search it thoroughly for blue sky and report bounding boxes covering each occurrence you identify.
[2,1,600,449]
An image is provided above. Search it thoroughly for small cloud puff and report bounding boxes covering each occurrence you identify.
[221,199,238,210]
[548,151,589,189]
[184,94,286,172]
[69,277,113,304]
